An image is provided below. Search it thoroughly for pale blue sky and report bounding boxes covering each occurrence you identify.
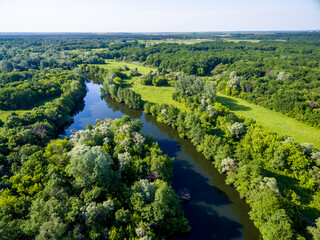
[0,0,319,32]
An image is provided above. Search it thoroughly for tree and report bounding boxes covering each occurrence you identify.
[35,215,67,240]
[203,81,216,101]
[80,200,114,223]
[260,209,294,240]
[66,147,114,188]
[260,177,281,196]
[228,122,246,139]
[221,157,236,173]
[0,60,13,72]
[307,218,320,240]
[227,71,243,89]
[277,72,292,81]
[132,179,155,202]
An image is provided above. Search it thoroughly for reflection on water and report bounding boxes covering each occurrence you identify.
[64,82,261,239]
[62,83,125,136]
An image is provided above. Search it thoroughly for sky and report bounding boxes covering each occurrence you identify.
[0,0,319,32]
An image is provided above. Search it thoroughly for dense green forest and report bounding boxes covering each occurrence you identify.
[0,35,192,239]
[1,33,320,239]
[1,116,189,239]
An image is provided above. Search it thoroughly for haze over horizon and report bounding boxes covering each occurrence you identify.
[0,0,320,32]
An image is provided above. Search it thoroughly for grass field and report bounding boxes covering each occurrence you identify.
[98,61,320,148]
[0,110,28,122]
[138,39,215,46]
[98,61,189,111]
[216,92,320,149]
[131,81,189,111]
[222,39,261,43]
[97,61,157,75]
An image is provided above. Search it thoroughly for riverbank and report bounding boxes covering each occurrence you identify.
[97,60,320,148]
[63,82,261,239]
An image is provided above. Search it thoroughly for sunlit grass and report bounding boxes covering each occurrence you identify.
[0,110,28,122]
[131,79,189,112]
[98,61,320,148]
[97,60,157,75]
[216,92,320,148]
[138,39,215,45]
[99,61,188,111]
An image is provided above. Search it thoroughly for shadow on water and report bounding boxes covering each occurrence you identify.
[216,95,251,111]
[104,95,143,120]
[105,89,260,240]
[142,114,260,240]
[168,142,243,239]
[58,99,86,136]
[64,82,261,239]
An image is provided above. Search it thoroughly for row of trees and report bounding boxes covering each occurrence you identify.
[114,73,320,239]
[144,97,319,239]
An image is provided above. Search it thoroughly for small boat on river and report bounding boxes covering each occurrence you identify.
[178,188,191,201]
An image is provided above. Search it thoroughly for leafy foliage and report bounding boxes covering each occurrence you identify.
[0,117,189,239]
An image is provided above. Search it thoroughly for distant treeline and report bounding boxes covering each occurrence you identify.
[95,38,320,128]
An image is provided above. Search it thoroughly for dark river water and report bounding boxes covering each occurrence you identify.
[62,82,261,240]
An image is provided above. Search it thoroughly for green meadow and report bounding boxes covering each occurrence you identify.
[216,92,320,149]
[99,61,320,148]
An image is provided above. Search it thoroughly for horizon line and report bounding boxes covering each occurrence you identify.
[0,30,319,35]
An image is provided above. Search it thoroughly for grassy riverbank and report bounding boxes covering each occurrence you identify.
[98,61,320,148]
[97,61,189,111]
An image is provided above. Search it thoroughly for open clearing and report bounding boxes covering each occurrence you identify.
[216,92,320,148]
[97,61,189,111]
[97,61,156,75]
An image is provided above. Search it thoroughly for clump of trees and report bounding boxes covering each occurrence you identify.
[140,71,178,86]
[102,70,143,109]
[0,71,70,110]
[0,117,190,239]
[172,74,216,110]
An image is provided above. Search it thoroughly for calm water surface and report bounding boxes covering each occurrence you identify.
[62,82,261,240]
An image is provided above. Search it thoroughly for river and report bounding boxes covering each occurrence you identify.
[61,82,261,240]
